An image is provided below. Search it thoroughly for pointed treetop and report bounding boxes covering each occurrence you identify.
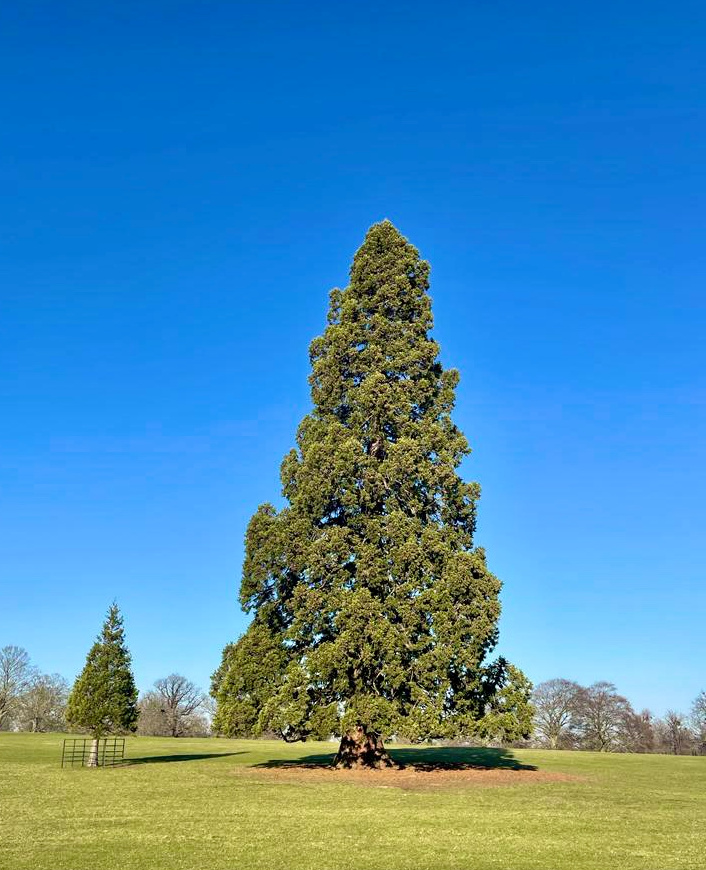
[213,222,532,764]
[66,602,138,738]
[348,219,428,291]
[99,601,127,645]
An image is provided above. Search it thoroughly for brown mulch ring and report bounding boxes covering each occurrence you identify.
[235,764,581,791]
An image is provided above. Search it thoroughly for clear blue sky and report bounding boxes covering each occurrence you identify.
[1,1,704,717]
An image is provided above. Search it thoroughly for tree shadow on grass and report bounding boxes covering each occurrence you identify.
[254,746,536,772]
[391,746,536,771]
[126,752,245,766]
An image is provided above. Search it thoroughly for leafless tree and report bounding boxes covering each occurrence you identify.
[573,682,633,751]
[690,691,706,754]
[17,674,68,732]
[138,674,206,737]
[0,646,36,729]
[617,708,655,753]
[532,678,581,748]
[657,710,693,755]
[201,695,217,727]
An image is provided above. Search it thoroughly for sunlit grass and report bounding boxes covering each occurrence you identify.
[1,733,704,869]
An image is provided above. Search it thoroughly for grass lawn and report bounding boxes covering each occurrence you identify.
[1,733,704,870]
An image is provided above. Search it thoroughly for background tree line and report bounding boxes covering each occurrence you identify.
[5,635,704,754]
[531,679,706,755]
[0,645,68,733]
[1,641,209,738]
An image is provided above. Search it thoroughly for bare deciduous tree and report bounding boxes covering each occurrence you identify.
[0,646,35,729]
[573,682,633,751]
[657,710,693,755]
[532,678,581,748]
[617,708,655,753]
[690,691,706,754]
[17,674,68,732]
[138,674,206,738]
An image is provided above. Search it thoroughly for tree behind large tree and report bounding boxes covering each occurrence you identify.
[572,682,633,751]
[0,646,35,730]
[138,674,206,737]
[215,221,530,767]
[690,691,706,754]
[532,678,581,748]
[66,603,138,764]
[17,673,69,733]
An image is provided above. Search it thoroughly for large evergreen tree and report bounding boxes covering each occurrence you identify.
[215,221,530,766]
[67,603,138,763]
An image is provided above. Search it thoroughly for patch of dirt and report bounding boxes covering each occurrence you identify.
[235,764,581,791]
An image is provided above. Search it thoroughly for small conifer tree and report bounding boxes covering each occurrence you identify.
[67,603,138,763]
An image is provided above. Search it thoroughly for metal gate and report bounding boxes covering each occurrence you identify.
[61,737,126,768]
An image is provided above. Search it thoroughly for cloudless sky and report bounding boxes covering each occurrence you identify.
[1,1,704,716]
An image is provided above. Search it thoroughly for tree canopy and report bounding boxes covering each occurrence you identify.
[66,603,139,738]
[214,221,531,766]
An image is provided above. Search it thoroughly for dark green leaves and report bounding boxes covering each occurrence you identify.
[215,222,530,742]
[66,603,139,738]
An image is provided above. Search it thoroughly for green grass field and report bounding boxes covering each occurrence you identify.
[1,733,704,870]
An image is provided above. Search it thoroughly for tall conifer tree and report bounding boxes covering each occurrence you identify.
[67,603,138,763]
[215,221,530,766]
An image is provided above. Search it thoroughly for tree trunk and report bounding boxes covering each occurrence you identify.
[333,726,394,769]
[87,737,100,768]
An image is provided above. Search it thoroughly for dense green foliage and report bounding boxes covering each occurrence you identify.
[2,733,706,870]
[214,222,531,748]
[66,604,138,737]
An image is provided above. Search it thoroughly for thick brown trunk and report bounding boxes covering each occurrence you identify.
[333,726,394,769]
